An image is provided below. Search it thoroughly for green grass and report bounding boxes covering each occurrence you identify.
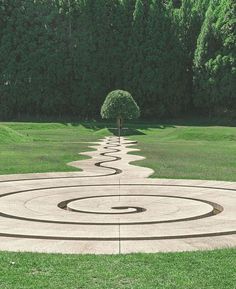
[127,125,236,181]
[0,125,31,144]
[0,122,112,174]
[1,121,236,181]
[0,249,235,289]
[1,120,236,288]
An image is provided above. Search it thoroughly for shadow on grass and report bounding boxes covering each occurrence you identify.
[77,122,176,137]
[3,116,236,138]
[78,121,175,134]
[108,128,146,136]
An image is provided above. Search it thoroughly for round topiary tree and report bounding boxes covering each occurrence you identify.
[101,90,140,140]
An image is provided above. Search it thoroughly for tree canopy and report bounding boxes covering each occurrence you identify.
[101,90,140,120]
[0,0,235,120]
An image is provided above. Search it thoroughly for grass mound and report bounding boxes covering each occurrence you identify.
[0,121,236,180]
[0,125,31,143]
[164,127,236,142]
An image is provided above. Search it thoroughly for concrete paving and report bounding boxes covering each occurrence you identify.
[0,136,236,254]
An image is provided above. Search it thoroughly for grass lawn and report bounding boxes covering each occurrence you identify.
[0,122,112,174]
[0,249,236,289]
[1,120,236,288]
[127,123,236,181]
[0,121,236,181]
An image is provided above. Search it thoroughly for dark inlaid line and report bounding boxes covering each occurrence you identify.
[0,138,137,183]
[0,229,236,241]
[0,193,223,226]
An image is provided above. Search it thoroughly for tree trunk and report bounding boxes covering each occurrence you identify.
[116,116,123,143]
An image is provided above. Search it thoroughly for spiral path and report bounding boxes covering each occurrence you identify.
[0,136,236,254]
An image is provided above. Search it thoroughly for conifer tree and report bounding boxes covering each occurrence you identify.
[0,0,235,119]
[193,0,236,115]
[127,0,151,113]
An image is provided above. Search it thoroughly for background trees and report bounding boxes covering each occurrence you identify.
[193,0,236,116]
[0,0,235,120]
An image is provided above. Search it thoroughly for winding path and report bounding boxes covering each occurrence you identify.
[0,136,236,254]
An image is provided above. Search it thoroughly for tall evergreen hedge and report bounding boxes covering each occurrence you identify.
[0,0,235,119]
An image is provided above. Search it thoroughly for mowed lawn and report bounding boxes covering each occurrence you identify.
[128,123,236,181]
[1,121,236,289]
[0,122,112,174]
[0,249,236,289]
[1,121,236,181]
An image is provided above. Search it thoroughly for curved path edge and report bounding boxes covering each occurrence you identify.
[0,136,236,254]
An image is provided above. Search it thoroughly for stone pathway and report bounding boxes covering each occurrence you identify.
[0,136,236,254]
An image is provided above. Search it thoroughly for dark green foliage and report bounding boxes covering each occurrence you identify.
[193,0,236,115]
[173,0,182,8]
[101,90,140,120]
[175,0,210,104]
[0,0,235,119]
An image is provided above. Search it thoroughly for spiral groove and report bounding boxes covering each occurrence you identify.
[0,136,235,254]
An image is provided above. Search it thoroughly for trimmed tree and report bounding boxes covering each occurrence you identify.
[101,90,140,140]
